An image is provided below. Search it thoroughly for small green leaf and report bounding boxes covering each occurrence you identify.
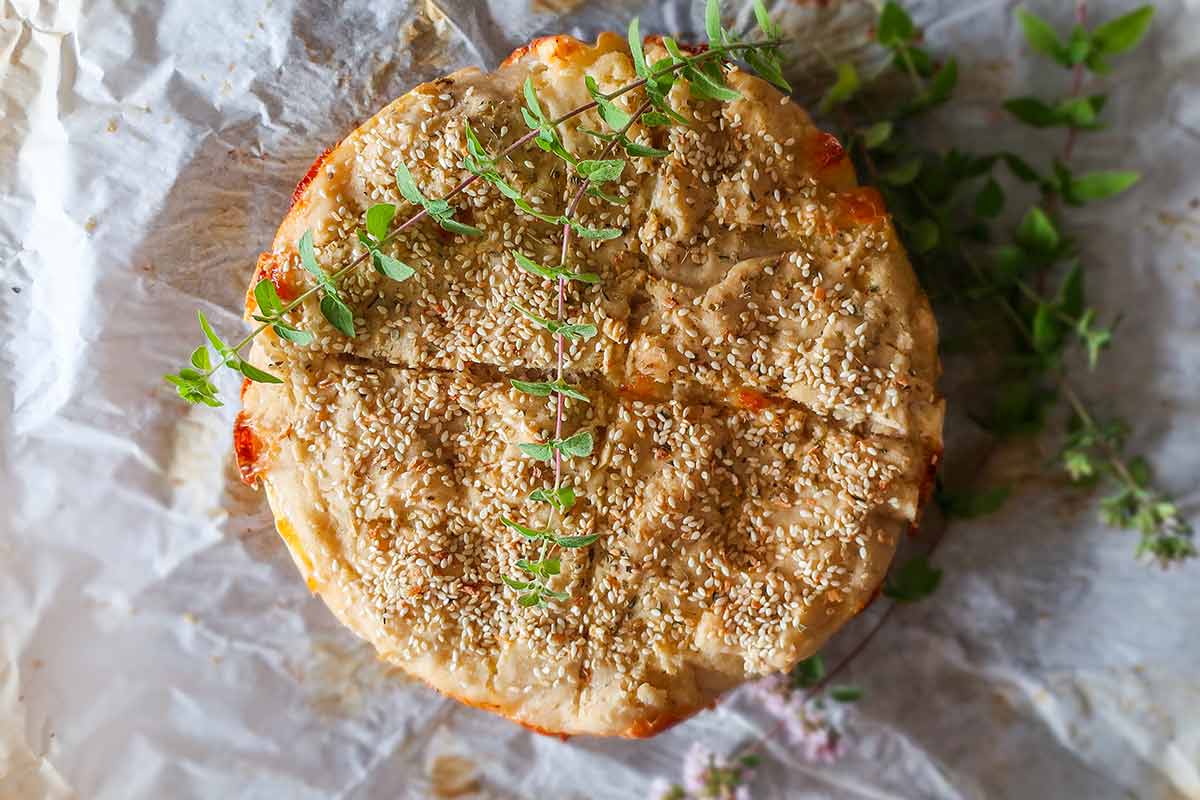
[513,251,556,281]
[512,377,591,403]
[272,324,314,345]
[1004,96,1060,127]
[818,62,860,113]
[501,516,549,540]
[862,121,893,149]
[197,311,228,355]
[555,322,598,340]
[577,159,625,185]
[640,111,671,127]
[462,120,492,164]
[1064,170,1140,205]
[518,442,554,462]
[1057,262,1084,319]
[704,0,724,46]
[746,46,791,95]
[882,158,922,186]
[975,178,1004,218]
[569,219,622,240]
[298,229,324,278]
[556,533,600,548]
[830,687,864,703]
[1002,153,1043,185]
[517,593,542,608]
[1058,94,1107,129]
[372,251,416,282]
[1075,309,1115,369]
[627,17,647,78]
[877,1,916,48]
[907,58,957,113]
[511,379,554,397]
[1032,302,1062,355]
[1065,25,1091,65]
[501,575,532,591]
[1015,206,1060,256]
[621,139,670,159]
[585,75,633,131]
[1016,8,1068,65]
[987,378,1053,435]
[586,185,627,206]
[189,345,211,371]
[541,586,570,601]
[752,0,776,38]
[682,62,741,102]
[907,218,940,253]
[366,203,396,242]
[238,360,283,384]
[529,486,577,512]
[559,430,594,458]
[1090,6,1154,58]
[553,382,589,403]
[254,279,283,316]
[319,294,355,338]
[436,216,484,237]
[937,485,1011,519]
[394,161,424,207]
[884,555,942,603]
[166,372,223,407]
[789,655,825,688]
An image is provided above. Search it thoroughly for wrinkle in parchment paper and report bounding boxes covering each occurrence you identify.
[2,1,1198,798]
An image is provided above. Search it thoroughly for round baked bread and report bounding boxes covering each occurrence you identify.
[235,33,943,737]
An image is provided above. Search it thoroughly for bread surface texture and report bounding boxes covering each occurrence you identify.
[237,33,944,737]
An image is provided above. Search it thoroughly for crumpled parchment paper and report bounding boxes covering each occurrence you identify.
[2,0,1198,797]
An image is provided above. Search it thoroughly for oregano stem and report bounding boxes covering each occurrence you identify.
[543,99,654,558]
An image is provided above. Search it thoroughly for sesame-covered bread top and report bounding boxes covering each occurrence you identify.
[238,32,943,737]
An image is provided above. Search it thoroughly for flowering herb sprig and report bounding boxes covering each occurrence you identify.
[164,0,789,607]
[819,2,1190,563]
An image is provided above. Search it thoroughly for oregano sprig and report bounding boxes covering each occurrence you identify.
[819,1,1190,562]
[165,0,793,604]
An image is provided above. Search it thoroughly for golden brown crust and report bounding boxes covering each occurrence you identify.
[237,34,944,737]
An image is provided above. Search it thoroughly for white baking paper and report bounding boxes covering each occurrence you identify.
[2,0,1198,797]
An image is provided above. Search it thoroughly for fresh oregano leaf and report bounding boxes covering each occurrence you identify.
[789,654,825,688]
[577,159,625,185]
[1015,206,1060,257]
[877,1,916,48]
[556,533,600,548]
[501,516,549,540]
[819,62,860,113]
[558,430,594,458]
[189,345,211,371]
[1064,170,1139,205]
[529,486,576,512]
[518,442,554,462]
[975,178,1005,218]
[1016,8,1068,65]
[319,294,355,337]
[937,485,1011,519]
[366,203,395,242]
[372,251,416,281]
[1090,6,1154,60]
[238,360,283,384]
[883,555,942,602]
